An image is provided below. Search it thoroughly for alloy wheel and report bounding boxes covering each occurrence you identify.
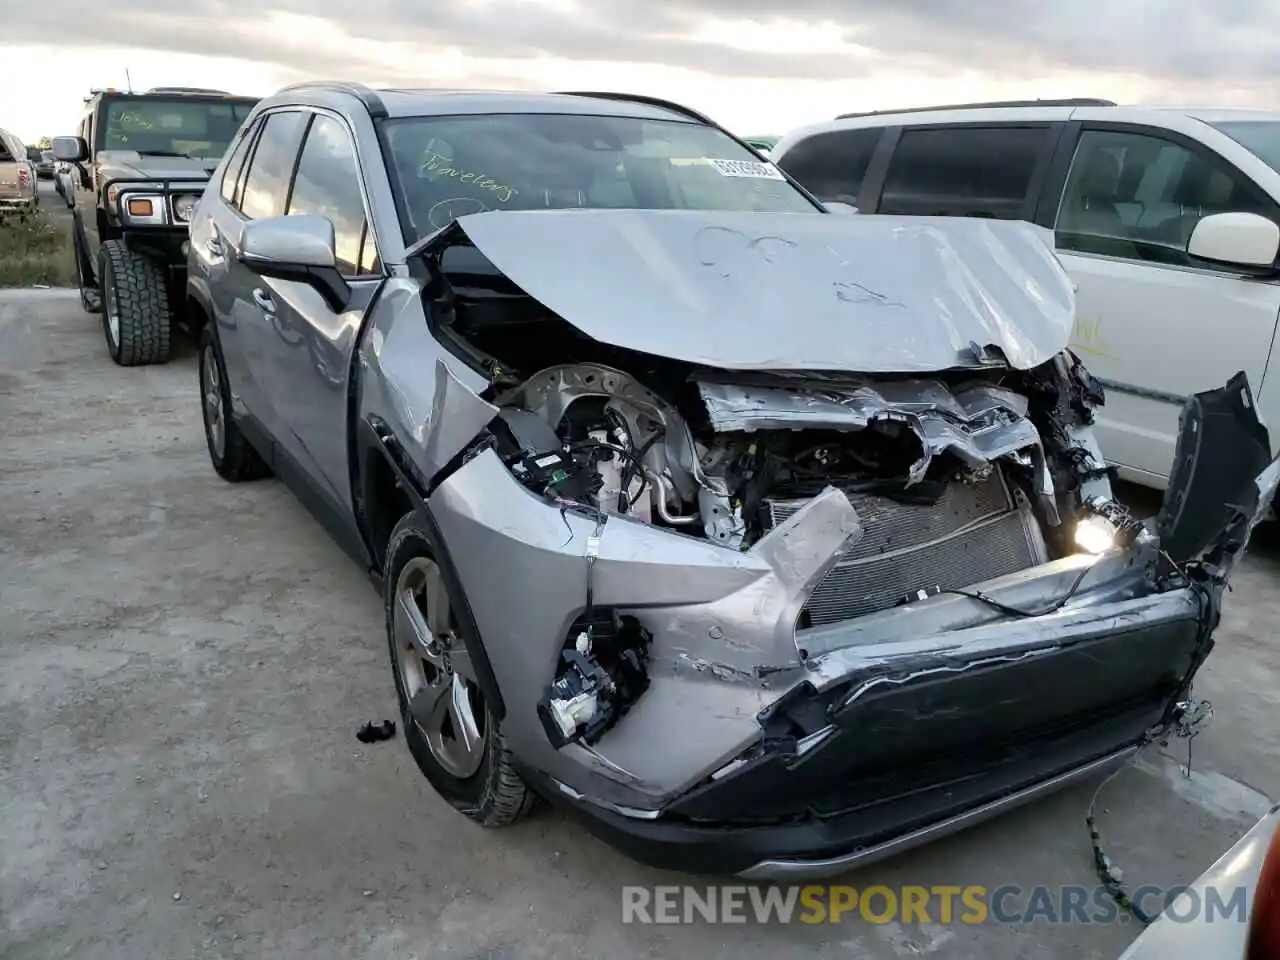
[392,557,487,778]
[201,344,226,460]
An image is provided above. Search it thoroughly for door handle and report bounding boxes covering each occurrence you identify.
[205,236,224,257]
[252,288,276,313]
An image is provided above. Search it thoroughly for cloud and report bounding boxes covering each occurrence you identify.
[12,0,1280,87]
[16,0,1280,90]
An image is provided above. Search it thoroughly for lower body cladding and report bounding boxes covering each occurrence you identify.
[425,461,1276,879]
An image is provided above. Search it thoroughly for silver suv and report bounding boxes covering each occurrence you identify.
[186,82,1279,879]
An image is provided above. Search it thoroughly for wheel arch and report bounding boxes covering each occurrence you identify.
[356,417,507,721]
[186,279,215,334]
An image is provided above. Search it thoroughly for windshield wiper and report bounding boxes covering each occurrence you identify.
[134,149,193,158]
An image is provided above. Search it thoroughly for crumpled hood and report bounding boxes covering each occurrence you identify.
[453,208,1075,373]
[98,150,219,181]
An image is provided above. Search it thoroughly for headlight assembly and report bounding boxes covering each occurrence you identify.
[171,193,199,223]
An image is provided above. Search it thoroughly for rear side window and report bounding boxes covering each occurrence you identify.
[777,128,883,204]
[239,111,306,220]
[879,126,1050,219]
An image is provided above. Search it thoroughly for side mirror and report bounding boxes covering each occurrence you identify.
[238,214,350,312]
[51,136,88,163]
[1187,211,1280,268]
[823,201,859,215]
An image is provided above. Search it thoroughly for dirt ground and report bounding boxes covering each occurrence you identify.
[4,288,1280,959]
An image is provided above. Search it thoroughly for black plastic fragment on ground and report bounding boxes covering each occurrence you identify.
[356,720,397,743]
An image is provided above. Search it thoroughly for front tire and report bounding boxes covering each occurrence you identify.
[98,239,171,366]
[384,513,536,827]
[198,325,271,482]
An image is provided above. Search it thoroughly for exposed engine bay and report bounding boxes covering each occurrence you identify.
[488,358,1105,583]
[485,357,1109,746]
[410,225,1124,751]
[438,313,1111,748]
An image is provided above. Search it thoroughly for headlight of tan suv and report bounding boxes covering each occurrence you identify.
[171,193,199,223]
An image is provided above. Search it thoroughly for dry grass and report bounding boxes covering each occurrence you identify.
[0,210,76,288]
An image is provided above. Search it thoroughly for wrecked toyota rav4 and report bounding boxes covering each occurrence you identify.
[187,85,1280,879]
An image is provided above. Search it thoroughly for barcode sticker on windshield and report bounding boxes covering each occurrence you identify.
[706,158,786,180]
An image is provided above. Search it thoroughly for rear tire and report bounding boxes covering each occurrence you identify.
[199,325,271,482]
[98,239,170,366]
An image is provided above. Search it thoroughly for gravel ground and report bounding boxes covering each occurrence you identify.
[3,288,1280,959]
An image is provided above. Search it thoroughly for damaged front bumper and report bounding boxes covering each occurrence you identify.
[419,373,1280,879]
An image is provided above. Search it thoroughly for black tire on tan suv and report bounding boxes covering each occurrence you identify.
[98,239,172,366]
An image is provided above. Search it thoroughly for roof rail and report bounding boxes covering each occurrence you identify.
[145,86,233,96]
[276,80,388,118]
[557,91,713,126]
[835,97,1116,119]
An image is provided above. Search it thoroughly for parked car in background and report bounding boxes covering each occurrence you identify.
[772,100,1280,493]
[742,134,778,156]
[187,80,1278,878]
[1119,803,1280,958]
[35,150,55,179]
[53,161,74,205]
[0,127,38,215]
[52,85,259,365]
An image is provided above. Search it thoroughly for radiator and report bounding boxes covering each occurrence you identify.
[764,471,1048,626]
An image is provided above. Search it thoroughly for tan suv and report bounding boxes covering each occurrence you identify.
[0,126,38,215]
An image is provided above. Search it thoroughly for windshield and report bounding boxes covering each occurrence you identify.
[380,112,820,245]
[1208,120,1280,174]
[99,98,257,158]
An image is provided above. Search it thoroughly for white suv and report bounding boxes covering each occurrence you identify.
[773,98,1280,491]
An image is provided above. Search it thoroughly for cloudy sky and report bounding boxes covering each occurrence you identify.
[4,0,1279,144]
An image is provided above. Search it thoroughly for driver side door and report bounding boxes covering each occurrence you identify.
[253,110,385,512]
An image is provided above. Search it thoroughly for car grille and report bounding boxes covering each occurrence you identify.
[764,471,1047,626]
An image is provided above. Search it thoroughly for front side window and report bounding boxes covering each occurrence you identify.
[879,126,1050,219]
[379,112,820,245]
[777,127,884,204]
[239,111,306,221]
[98,97,257,159]
[286,115,379,276]
[1055,128,1274,266]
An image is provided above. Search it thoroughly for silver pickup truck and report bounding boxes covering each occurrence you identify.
[0,127,38,214]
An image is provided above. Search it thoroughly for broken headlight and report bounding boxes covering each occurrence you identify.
[1073,497,1145,555]
[537,610,652,748]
